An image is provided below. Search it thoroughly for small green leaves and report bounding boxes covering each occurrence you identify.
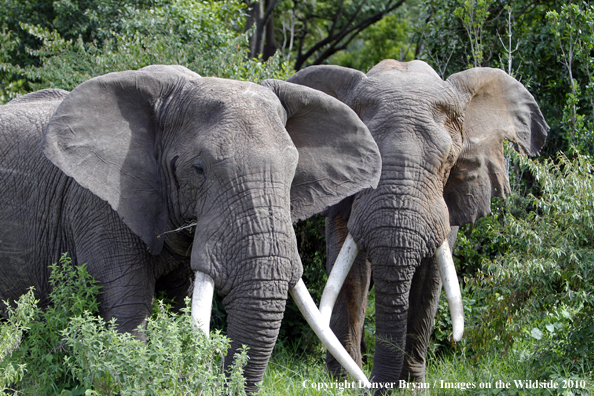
[0,256,248,395]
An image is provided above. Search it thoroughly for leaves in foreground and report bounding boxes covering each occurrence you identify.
[0,253,248,395]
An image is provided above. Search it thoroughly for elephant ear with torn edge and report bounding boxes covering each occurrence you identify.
[444,68,549,226]
[42,65,201,254]
[262,79,381,222]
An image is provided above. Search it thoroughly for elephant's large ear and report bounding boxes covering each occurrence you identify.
[42,65,200,254]
[262,79,381,222]
[286,65,366,107]
[444,68,549,226]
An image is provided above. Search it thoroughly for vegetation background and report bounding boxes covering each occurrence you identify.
[0,0,593,394]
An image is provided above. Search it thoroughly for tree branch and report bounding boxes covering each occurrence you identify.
[294,0,406,70]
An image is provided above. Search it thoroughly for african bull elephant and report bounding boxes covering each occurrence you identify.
[0,65,382,392]
[288,59,548,387]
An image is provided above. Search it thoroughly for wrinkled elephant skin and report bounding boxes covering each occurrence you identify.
[288,59,548,387]
[0,66,381,393]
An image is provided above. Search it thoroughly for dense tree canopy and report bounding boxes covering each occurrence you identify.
[0,0,290,101]
[415,0,594,156]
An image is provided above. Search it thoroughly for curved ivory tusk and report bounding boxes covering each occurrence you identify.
[290,278,371,387]
[318,233,359,327]
[191,271,215,336]
[435,239,464,342]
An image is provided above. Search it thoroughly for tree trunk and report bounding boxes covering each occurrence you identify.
[246,0,279,61]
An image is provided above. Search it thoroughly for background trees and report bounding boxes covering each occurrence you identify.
[0,0,290,101]
[244,0,409,70]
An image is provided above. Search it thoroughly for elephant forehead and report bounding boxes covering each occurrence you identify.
[356,73,461,172]
[166,80,298,177]
[367,59,441,79]
[363,70,451,103]
[186,77,284,119]
[172,79,294,150]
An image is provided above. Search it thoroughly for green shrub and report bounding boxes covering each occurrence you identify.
[1,253,102,394]
[0,253,248,395]
[62,303,248,396]
[437,149,594,387]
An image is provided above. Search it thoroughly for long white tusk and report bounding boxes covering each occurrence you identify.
[290,278,371,387]
[435,239,464,342]
[318,233,359,327]
[191,271,215,336]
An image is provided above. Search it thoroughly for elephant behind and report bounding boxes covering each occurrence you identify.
[288,59,548,386]
[0,65,381,392]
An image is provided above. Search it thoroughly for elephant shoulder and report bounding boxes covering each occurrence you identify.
[1,89,67,142]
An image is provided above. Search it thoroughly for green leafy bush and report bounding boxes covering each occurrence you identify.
[1,254,102,394]
[435,149,594,387]
[63,304,248,396]
[0,253,248,395]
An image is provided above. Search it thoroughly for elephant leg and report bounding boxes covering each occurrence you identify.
[87,256,156,336]
[325,214,371,377]
[72,208,158,336]
[401,226,459,382]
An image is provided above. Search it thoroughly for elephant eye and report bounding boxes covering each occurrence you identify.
[194,164,205,175]
[193,158,206,176]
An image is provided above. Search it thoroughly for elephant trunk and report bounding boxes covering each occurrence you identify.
[223,278,289,393]
[370,252,419,385]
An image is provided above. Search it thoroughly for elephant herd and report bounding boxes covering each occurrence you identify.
[0,60,548,393]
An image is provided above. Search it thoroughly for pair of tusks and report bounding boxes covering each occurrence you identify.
[189,234,463,386]
[190,264,372,387]
[319,234,464,341]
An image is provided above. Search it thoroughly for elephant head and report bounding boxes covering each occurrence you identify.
[288,59,548,385]
[41,65,381,391]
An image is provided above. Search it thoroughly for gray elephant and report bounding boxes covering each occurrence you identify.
[288,59,548,386]
[0,65,381,392]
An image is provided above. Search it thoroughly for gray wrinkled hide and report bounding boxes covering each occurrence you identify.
[288,59,548,387]
[0,65,381,393]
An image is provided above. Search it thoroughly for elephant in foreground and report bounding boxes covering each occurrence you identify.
[288,60,548,386]
[0,65,381,392]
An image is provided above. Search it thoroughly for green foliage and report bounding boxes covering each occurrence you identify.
[0,289,37,393]
[273,0,407,71]
[435,150,594,386]
[546,3,594,154]
[62,303,248,396]
[329,11,417,72]
[0,254,248,395]
[2,253,102,394]
[453,0,493,67]
[0,0,291,101]
[416,0,594,156]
